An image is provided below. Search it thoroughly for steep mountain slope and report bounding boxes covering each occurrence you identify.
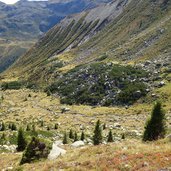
[0,0,112,72]
[7,0,171,79]
[6,0,129,77]
[0,0,112,39]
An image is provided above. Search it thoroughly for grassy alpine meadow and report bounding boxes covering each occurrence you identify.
[0,86,170,170]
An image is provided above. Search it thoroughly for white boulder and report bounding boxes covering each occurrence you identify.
[71,141,85,148]
[48,141,66,160]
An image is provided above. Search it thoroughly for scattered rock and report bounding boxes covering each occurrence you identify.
[48,141,66,160]
[71,141,85,148]
[61,107,70,113]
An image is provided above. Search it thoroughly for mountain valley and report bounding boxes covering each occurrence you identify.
[0,0,171,170]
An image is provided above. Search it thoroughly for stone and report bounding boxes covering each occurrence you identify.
[48,141,66,160]
[142,162,149,167]
[7,167,13,170]
[144,60,151,65]
[166,134,171,141]
[71,141,85,148]
[159,81,165,86]
[61,107,70,113]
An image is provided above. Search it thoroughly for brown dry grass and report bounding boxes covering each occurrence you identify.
[0,139,170,171]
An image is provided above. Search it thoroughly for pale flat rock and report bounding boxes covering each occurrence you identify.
[71,141,85,148]
[48,141,66,160]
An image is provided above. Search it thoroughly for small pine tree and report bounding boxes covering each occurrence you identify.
[8,123,12,130]
[40,120,44,127]
[11,123,17,131]
[54,123,58,130]
[93,120,102,145]
[63,132,68,144]
[1,133,6,144]
[47,126,50,131]
[103,123,106,130]
[17,127,27,152]
[32,124,36,132]
[69,129,74,139]
[143,102,166,141]
[80,131,85,141]
[107,130,113,142]
[121,133,125,140]
[26,124,31,131]
[1,133,6,140]
[74,132,78,142]
[0,122,5,131]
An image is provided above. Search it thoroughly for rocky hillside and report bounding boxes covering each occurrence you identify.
[2,0,171,106]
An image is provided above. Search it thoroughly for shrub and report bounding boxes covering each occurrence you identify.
[1,81,23,90]
[46,63,148,106]
[20,137,49,164]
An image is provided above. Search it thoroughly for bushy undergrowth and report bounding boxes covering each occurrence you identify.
[46,63,149,106]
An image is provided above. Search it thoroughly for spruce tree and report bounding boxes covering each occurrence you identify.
[74,132,78,142]
[121,133,125,140]
[11,123,17,131]
[8,123,12,130]
[47,126,50,131]
[63,132,68,144]
[17,127,27,152]
[143,102,166,141]
[0,122,5,131]
[69,129,74,139]
[32,124,36,132]
[103,123,106,130]
[107,130,113,142]
[54,123,58,130]
[40,120,44,127]
[1,132,6,140]
[26,124,31,131]
[93,120,102,145]
[80,131,85,141]
[1,133,6,144]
